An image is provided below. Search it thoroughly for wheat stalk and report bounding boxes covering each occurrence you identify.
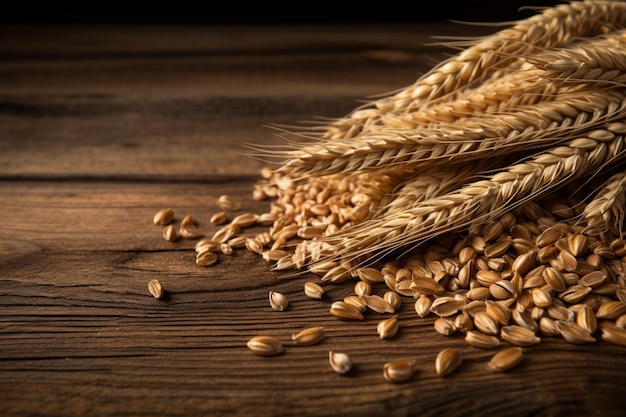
[376,159,503,215]
[318,0,626,141]
[527,30,626,85]
[276,89,626,178]
[374,29,626,131]
[379,64,556,129]
[303,123,626,267]
[270,27,626,177]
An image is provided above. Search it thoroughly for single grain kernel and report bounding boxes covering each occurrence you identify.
[195,238,219,253]
[343,295,367,312]
[361,294,394,314]
[454,312,473,333]
[210,211,228,226]
[292,326,325,346]
[473,311,499,335]
[217,194,241,211]
[596,301,626,319]
[486,347,523,372]
[304,281,324,299]
[543,267,567,292]
[212,224,239,243]
[384,291,402,310]
[500,325,541,346]
[556,320,596,344]
[435,348,462,376]
[465,330,500,349]
[329,351,352,374]
[330,301,364,321]
[485,300,511,326]
[269,291,289,311]
[246,336,284,356]
[434,317,456,336]
[246,237,264,255]
[383,360,416,383]
[148,279,164,299]
[414,295,433,318]
[354,280,372,297]
[196,247,219,266]
[599,322,626,346]
[489,280,517,300]
[162,225,178,242]
[180,214,196,226]
[220,243,233,255]
[377,315,399,339]
[322,264,352,283]
[227,235,247,248]
[272,255,296,271]
[153,208,174,225]
[430,296,465,317]
[357,267,385,284]
[538,316,560,336]
[262,249,290,262]
[231,213,259,228]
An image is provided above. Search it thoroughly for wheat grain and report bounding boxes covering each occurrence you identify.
[148,279,164,299]
[383,360,416,383]
[153,208,174,225]
[269,291,289,311]
[292,326,325,346]
[162,225,178,242]
[487,347,524,372]
[247,336,284,356]
[435,348,462,376]
[329,351,353,374]
[377,315,400,339]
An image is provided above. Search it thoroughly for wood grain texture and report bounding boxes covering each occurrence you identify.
[1,24,626,417]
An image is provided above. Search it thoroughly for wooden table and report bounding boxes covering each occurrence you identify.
[1,22,626,417]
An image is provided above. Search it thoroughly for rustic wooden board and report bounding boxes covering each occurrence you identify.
[1,23,626,417]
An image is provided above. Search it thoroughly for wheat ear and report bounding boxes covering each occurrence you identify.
[379,64,556,129]
[363,36,626,133]
[320,0,626,140]
[277,90,626,178]
[305,123,626,268]
[377,159,504,216]
[527,30,626,86]
[583,170,626,237]
[379,28,626,131]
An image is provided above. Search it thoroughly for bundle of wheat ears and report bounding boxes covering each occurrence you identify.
[250,0,626,271]
[170,0,626,370]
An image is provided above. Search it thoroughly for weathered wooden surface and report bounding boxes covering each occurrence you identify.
[1,23,626,417]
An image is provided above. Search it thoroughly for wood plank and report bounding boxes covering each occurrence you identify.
[2,180,626,417]
[2,22,626,417]
[0,24,469,179]
[0,23,491,57]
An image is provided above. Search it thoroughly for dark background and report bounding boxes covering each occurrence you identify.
[1,1,563,24]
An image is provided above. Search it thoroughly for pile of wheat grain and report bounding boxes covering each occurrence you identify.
[159,1,626,379]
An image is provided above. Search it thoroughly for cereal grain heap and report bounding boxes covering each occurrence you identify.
[157,1,626,380]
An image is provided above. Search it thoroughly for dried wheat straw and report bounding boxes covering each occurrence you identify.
[303,124,626,266]
[275,90,626,178]
[316,0,626,141]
